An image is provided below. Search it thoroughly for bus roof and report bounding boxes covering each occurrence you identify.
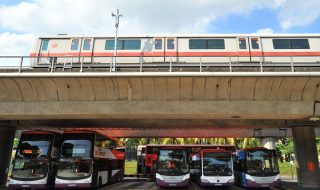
[22,130,61,135]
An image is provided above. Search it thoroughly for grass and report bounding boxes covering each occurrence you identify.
[125,160,137,175]
[278,161,297,178]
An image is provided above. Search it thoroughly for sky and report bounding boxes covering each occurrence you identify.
[0,0,320,56]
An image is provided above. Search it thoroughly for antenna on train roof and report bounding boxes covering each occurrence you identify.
[111,9,122,72]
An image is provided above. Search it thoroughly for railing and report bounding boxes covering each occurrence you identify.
[0,55,320,73]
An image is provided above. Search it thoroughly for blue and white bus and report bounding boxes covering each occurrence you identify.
[234,147,281,188]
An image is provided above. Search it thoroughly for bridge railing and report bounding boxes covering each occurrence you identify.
[0,55,320,73]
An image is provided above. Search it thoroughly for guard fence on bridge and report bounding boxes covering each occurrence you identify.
[0,55,320,73]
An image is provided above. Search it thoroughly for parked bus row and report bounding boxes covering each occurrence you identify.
[137,144,280,188]
[8,130,125,190]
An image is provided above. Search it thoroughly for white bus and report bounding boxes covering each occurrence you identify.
[192,149,234,187]
[55,130,125,189]
[9,131,61,190]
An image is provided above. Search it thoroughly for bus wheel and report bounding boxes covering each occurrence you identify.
[116,173,121,182]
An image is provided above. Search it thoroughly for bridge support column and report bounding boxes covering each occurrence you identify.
[0,126,16,188]
[292,126,320,188]
[260,137,276,149]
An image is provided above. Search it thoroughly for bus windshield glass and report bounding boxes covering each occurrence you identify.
[246,150,279,176]
[203,152,232,176]
[16,134,53,158]
[60,134,94,158]
[11,158,48,179]
[57,158,92,179]
[157,149,188,175]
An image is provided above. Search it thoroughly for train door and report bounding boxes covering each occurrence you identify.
[69,38,82,64]
[165,37,177,63]
[153,38,165,63]
[249,37,262,62]
[236,37,250,63]
[81,38,94,63]
[38,39,50,64]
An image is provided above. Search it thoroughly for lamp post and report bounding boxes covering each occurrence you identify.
[111,9,122,72]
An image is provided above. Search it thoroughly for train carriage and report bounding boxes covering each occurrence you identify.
[30,34,320,67]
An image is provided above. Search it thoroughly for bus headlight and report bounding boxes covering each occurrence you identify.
[182,174,190,181]
[156,173,163,181]
[227,179,234,183]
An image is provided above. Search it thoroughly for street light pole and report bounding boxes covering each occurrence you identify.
[111,9,122,72]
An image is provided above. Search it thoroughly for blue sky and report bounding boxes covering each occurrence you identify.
[0,0,320,55]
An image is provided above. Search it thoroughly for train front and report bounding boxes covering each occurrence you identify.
[155,147,190,187]
[55,133,94,189]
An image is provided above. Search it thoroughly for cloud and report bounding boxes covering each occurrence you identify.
[277,0,320,30]
[255,28,274,34]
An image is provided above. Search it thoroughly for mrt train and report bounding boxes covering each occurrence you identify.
[29,34,320,66]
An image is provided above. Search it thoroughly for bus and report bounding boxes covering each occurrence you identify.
[145,144,236,176]
[55,130,125,189]
[8,130,61,190]
[233,147,281,188]
[191,149,234,187]
[155,145,190,187]
[136,145,147,176]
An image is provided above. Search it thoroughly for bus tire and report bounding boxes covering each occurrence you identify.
[116,173,121,182]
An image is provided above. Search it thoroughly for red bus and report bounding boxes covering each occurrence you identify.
[9,130,62,190]
[55,130,125,189]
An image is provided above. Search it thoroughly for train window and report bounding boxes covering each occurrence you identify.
[273,39,291,49]
[105,40,122,50]
[83,39,91,50]
[41,39,49,51]
[167,39,175,49]
[189,39,225,49]
[273,39,310,49]
[70,39,79,51]
[251,38,260,49]
[207,39,225,49]
[290,39,310,49]
[123,40,141,50]
[189,39,206,49]
[155,39,162,49]
[239,38,247,49]
[105,39,140,50]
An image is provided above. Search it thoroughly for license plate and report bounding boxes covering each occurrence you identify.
[68,184,76,187]
[261,184,269,187]
[169,184,177,186]
[22,185,30,188]
[215,183,222,186]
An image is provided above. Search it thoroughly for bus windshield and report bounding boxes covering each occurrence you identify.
[203,152,233,176]
[246,150,279,176]
[11,158,48,179]
[16,134,53,158]
[57,158,92,179]
[157,149,189,176]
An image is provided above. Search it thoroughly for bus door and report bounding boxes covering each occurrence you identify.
[249,37,262,62]
[81,38,94,64]
[165,37,177,63]
[153,38,165,63]
[236,37,250,63]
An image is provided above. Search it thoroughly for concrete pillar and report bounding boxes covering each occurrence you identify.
[0,126,16,188]
[260,137,276,149]
[292,126,320,188]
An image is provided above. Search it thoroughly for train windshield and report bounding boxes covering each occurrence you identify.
[157,149,189,176]
[11,158,48,180]
[16,134,53,158]
[203,152,233,176]
[246,150,279,176]
[60,134,94,158]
